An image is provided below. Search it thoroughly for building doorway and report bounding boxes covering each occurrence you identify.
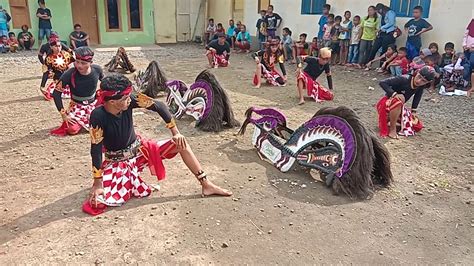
[71,0,100,44]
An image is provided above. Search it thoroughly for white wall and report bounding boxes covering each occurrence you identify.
[243,0,474,51]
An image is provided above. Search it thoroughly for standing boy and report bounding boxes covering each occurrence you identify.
[317,4,331,48]
[256,10,267,50]
[404,5,433,60]
[264,5,282,38]
[36,0,52,48]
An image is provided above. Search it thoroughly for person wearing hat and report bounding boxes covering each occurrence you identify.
[376,65,436,139]
[82,73,232,215]
[39,38,74,100]
[252,39,287,88]
[295,47,334,105]
[205,32,231,68]
[50,46,104,136]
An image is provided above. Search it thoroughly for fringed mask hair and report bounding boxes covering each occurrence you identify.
[193,70,240,132]
[135,60,168,98]
[239,106,393,199]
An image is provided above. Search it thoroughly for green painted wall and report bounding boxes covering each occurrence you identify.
[1,0,73,47]
[1,0,155,47]
[97,0,155,45]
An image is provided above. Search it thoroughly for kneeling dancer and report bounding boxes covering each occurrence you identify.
[252,39,287,88]
[296,47,334,104]
[85,74,232,215]
[377,65,435,139]
[40,38,74,100]
[51,47,104,136]
[205,33,231,68]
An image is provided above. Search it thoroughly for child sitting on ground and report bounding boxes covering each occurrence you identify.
[441,52,469,92]
[204,18,216,44]
[387,47,409,76]
[439,42,455,68]
[0,35,9,53]
[291,33,309,63]
[7,32,18,53]
[409,48,432,71]
[235,24,251,53]
[428,42,441,66]
[309,37,318,57]
[365,44,397,72]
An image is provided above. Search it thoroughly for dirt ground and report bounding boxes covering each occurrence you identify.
[0,43,472,264]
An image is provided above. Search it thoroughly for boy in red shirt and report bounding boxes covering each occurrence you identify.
[388,47,409,76]
[7,32,18,52]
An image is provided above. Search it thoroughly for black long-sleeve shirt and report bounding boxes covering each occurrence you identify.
[379,75,429,110]
[301,56,333,90]
[89,94,173,172]
[254,50,287,76]
[52,65,104,111]
[40,50,74,87]
[38,42,70,64]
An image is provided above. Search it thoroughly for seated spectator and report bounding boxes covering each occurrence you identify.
[280,27,293,61]
[440,52,469,92]
[204,18,216,44]
[226,19,236,48]
[428,42,441,65]
[439,42,455,68]
[309,37,318,57]
[7,31,18,52]
[69,24,90,49]
[366,44,397,72]
[235,24,251,53]
[387,47,409,76]
[291,33,309,64]
[0,35,8,53]
[17,24,34,50]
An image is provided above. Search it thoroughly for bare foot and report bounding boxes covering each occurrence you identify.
[467,88,473,97]
[298,100,305,105]
[201,180,232,197]
[388,132,399,139]
[254,84,261,88]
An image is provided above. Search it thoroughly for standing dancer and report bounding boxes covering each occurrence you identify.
[50,47,104,136]
[252,39,287,88]
[84,74,232,215]
[295,47,334,104]
[40,38,74,100]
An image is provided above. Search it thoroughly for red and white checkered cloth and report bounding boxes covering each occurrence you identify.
[253,64,284,86]
[68,100,97,131]
[297,71,334,102]
[207,50,229,67]
[98,139,178,206]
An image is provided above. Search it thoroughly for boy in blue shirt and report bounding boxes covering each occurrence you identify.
[317,4,331,48]
[404,5,433,60]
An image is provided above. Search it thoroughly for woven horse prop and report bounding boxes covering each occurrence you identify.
[238,106,393,199]
[134,62,239,132]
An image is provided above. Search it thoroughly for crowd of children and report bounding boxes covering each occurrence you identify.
[243,3,472,94]
[0,24,35,53]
